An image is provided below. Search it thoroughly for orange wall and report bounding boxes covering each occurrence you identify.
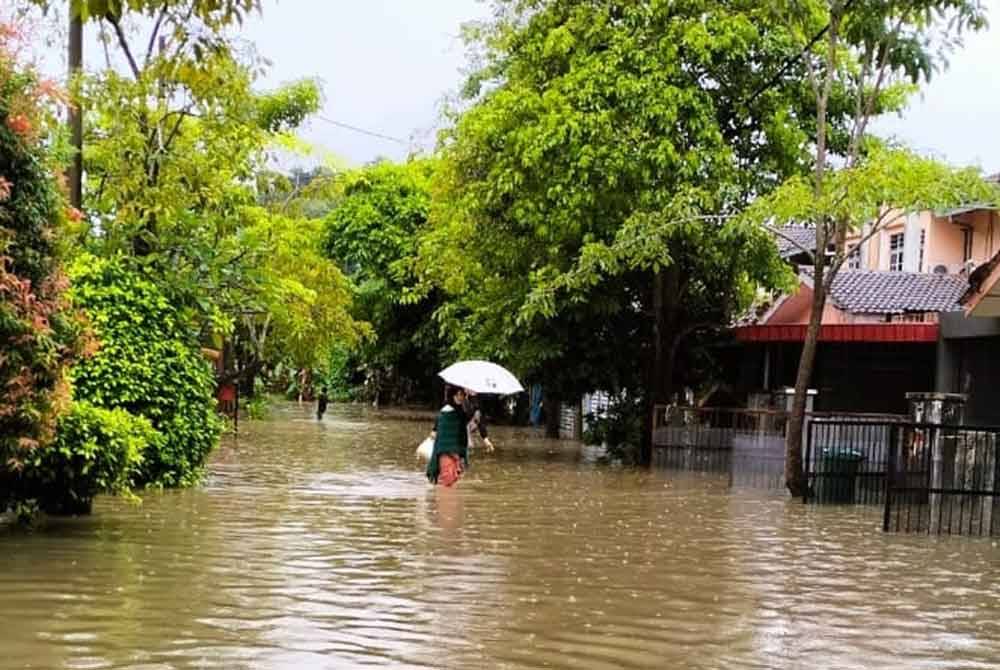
[844,208,998,273]
[927,213,965,271]
[844,208,914,271]
[767,283,851,325]
[970,209,998,262]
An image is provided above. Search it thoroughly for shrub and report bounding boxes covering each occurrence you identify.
[245,377,270,420]
[0,17,91,517]
[26,402,156,516]
[68,254,222,487]
[582,396,644,463]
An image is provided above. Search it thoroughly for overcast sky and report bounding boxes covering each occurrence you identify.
[241,0,488,167]
[872,0,1000,173]
[35,0,1000,171]
[242,0,1000,172]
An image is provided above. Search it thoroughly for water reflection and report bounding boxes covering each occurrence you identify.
[1,402,1000,669]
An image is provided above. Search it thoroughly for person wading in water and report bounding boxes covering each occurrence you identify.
[316,387,329,420]
[426,386,470,487]
[463,392,495,453]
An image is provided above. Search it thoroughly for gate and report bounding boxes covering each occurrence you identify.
[806,420,1000,536]
[805,420,896,505]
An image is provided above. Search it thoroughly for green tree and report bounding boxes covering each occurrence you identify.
[64,0,360,400]
[236,208,363,382]
[738,0,993,496]
[413,0,866,446]
[324,159,444,405]
[0,13,156,519]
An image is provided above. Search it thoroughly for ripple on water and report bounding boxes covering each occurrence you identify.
[3,402,1000,670]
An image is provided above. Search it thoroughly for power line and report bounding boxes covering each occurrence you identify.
[743,0,859,108]
[315,115,410,146]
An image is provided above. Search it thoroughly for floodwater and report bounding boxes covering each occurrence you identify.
[3,403,1000,670]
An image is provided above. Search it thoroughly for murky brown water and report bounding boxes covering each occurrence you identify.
[3,402,1000,669]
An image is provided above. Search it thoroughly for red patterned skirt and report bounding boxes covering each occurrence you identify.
[436,454,463,487]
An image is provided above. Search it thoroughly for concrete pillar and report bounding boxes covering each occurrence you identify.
[934,338,959,394]
[907,392,967,533]
[777,387,818,414]
[776,388,818,458]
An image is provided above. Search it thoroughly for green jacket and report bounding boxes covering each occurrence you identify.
[426,405,468,483]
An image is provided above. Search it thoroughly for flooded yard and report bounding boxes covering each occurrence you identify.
[2,402,1000,669]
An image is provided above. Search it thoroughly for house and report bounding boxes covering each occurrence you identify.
[937,249,1000,424]
[734,270,966,415]
[844,203,1000,275]
[731,202,1000,420]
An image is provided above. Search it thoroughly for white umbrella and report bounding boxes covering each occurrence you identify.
[438,360,525,395]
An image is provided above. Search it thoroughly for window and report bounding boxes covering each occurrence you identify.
[889,233,905,272]
[963,228,973,262]
[847,245,861,270]
[918,229,926,272]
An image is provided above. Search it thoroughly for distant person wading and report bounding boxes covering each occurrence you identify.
[316,388,329,420]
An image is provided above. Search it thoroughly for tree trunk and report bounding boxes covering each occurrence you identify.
[68,13,83,210]
[785,11,839,497]
[784,273,827,497]
[642,268,679,464]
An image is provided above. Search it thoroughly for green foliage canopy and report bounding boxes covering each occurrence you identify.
[414,0,844,401]
[323,159,444,403]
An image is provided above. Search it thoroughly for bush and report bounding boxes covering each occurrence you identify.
[0,21,91,518]
[315,344,358,402]
[1,402,157,520]
[68,254,222,487]
[245,377,270,420]
[582,397,644,463]
[32,402,156,515]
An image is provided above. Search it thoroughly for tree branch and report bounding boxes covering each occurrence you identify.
[105,14,142,79]
[813,9,841,197]
[849,45,873,157]
[848,14,905,164]
[145,3,170,66]
[99,21,114,70]
[801,42,822,99]
[158,106,193,155]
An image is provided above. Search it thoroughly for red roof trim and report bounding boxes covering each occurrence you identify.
[734,324,939,343]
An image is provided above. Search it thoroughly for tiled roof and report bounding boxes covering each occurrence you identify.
[774,225,816,258]
[827,271,967,314]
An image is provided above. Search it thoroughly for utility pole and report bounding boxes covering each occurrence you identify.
[68,8,83,209]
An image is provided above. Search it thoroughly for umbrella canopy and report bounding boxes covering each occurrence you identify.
[438,360,524,395]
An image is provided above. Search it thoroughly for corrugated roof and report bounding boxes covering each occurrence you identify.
[935,203,997,218]
[827,271,967,314]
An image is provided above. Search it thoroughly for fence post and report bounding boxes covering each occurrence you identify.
[803,420,813,504]
[883,423,897,532]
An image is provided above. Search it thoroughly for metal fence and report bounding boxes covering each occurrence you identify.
[885,423,1000,536]
[805,419,1000,536]
[651,407,789,487]
[649,408,1000,536]
[805,420,896,505]
[651,406,902,491]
